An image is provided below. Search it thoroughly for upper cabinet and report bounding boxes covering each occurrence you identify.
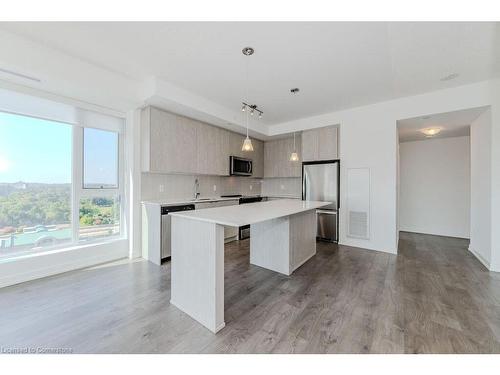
[143,107,197,174]
[264,135,302,178]
[301,125,338,162]
[141,106,263,177]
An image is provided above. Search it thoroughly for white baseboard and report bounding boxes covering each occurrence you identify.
[399,228,470,240]
[338,239,397,255]
[468,245,491,270]
[0,239,128,288]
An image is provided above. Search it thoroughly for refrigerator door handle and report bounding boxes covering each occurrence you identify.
[316,209,337,214]
[302,174,307,200]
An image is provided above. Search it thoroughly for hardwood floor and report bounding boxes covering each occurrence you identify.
[1,232,500,353]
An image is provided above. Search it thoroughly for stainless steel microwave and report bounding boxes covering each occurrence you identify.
[230,156,253,176]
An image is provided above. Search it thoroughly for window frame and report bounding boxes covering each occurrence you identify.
[73,125,124,244]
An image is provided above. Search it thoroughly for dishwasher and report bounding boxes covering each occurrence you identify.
[161,204,195,261]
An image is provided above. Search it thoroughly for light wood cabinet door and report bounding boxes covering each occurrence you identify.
[229,132,244,158]
[301,129,319,162]
[301,126,338,162]
[177,117,198,174]
[252,139,264,178]
[149,108,195,173]
[318,126,338,160]
[263,137,301,178]
[215,128,230,176]
[264,140,276,177]
[196,122,218,175]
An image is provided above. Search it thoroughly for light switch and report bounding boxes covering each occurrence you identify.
[159,184,164,193]
[250,185,253,190]
[280,184,285,190]
[213,184,217,192]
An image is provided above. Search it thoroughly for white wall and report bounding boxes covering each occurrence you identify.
[489,80,500,272]
[270,80,495,255]
[399,136,470,238]
[470,109,492,267]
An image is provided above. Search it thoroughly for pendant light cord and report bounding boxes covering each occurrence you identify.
[245,55,249,137]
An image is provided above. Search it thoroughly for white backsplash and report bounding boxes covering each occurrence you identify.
[261,177,302,198]
[142,173,262,201]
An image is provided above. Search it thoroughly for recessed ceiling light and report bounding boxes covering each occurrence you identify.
[421,127,442,137]
[290,88,300,94]
[440,73,459,82]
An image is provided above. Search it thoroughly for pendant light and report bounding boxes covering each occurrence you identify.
[290,132,299,161]
[242,108,254,151]
[241,47,259,152]
[289,88,300,161]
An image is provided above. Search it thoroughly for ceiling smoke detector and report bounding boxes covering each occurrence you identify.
[290,88,300,94]
[440,73,459,82]
[242,47,254,56]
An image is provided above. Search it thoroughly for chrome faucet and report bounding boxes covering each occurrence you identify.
[194,178,200,200]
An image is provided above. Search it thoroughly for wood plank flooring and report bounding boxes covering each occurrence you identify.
[1,232,500,353]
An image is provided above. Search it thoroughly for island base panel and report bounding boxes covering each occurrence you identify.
[250,210,317,275]
[170,216,225,333]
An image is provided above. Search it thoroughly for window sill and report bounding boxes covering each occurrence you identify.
[0,236,127,265]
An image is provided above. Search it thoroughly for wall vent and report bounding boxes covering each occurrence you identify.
[348,211,368,239]
[346,168,370,240]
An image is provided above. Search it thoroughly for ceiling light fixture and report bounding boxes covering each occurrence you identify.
[440,73,459,82]
[421,127,442,137]
[288,90,300,161]
[240,47,263,152]
[290,132,299,162]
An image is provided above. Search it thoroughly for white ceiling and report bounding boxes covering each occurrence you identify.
[0,22,499,126]
[397,107,487,142]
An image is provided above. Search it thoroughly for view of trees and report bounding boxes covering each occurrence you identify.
[79,197,118,227]
[0,184,70,233]
[0,183,118,234]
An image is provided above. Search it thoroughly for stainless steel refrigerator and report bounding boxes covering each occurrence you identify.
[302,161,339,242]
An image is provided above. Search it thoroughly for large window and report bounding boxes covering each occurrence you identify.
[0,110,123,259]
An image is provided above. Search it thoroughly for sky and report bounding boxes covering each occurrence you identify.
[0,111,117,185]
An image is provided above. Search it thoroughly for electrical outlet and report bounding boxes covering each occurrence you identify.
[280,184,285,190]
[159,184,164,193]
[250,185,253,190]
[213,184,217,192]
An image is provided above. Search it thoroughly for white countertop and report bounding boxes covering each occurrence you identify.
[169,199,331,227]
[141,195,299,206]
[142,196,243,206]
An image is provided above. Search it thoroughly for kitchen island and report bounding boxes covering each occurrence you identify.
[169,199,330,333]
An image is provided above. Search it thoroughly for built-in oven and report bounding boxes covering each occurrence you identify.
[230,156,253,176]
[238,196,263,239]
